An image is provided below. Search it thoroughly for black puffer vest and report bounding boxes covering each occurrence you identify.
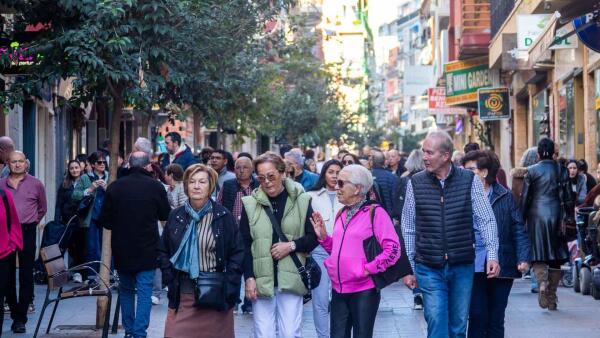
[411,165,475,268]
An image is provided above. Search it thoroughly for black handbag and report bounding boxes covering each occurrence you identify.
[363,205,413,290]
[193,271,226,311]
[263,206,321,303]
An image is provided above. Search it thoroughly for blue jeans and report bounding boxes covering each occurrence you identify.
[468,273,513,338]
[312,246,331,338]
[119,269,155,338]
[415,262,474,338]
[85,222,102,279]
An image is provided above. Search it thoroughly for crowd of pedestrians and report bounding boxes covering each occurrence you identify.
[0,130,596,338]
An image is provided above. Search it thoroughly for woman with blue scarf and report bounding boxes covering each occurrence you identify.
[159,164,244,338]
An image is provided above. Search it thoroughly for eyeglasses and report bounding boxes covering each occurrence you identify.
[342,160,354,165]
[257,173,280,183]
[96,161,107,165]
[336,179,353,188]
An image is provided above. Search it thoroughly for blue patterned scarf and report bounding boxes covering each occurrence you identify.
[170,200,212,279]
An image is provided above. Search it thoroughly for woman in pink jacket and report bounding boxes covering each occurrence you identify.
[0,188,22,333]
[311,164,400,338]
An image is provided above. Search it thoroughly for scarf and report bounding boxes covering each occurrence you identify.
[345,198,367,223]
[170,200,213,279]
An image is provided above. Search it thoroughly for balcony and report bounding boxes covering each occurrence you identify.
[490,0,515,39]
[457,0,491,59]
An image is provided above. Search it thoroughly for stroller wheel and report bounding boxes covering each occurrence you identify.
[592,283,600,300]
[581,267,592,295]
[573,266,581,293]
[562,267,574,288]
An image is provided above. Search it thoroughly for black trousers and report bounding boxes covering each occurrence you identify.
[331,288,380,338]
[7,222,37,324]
[467,273,514,338]
[0,252,14,333]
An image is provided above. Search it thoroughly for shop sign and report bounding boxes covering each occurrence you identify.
[550,26,578,50]
[573,13,600,54]
[0,41,42,74]
[427,87,467,115]
[595,69,600,110]
[444,57,498,105]
[477,87,510,121]
[517,14,552,50]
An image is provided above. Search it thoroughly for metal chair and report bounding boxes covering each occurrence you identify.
[33,243,118,338]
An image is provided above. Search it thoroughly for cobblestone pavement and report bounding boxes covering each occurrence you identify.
[3,278,600,337]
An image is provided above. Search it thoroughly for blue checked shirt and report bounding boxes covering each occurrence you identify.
[400,172,499,271]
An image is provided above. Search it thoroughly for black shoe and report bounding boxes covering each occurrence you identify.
[531,287,539,293]
[241,303,253,314]
[413,294,423,310]
[11,321,26,333]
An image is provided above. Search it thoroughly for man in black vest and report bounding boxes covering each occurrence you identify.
[400,131,500,338]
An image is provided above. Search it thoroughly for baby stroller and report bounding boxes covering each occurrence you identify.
[573,207,599,297]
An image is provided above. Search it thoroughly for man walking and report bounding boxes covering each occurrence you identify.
[401,131,499,338]
[98,152,171,338]
[387,149,406,177]
[209,149,236,193]
[370,149,398,216]
[0,151,47,334]
[284,148,318,191]
[160,132,198,171]
[218,155,258,313]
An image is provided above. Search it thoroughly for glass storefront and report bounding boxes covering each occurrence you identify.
[559,80,575,158]
[532,89,550,145]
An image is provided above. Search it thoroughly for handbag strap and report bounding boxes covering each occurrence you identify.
[0,188,10,234]
[262,206,305,272]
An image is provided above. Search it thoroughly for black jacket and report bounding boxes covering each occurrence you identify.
[98,168,171,271]
[412,166,475,267]
[372,167,398,216]
[55,184,78,224]
[159,201,244,310]
[489,183,530,278]
[521,160,569,262]
[391,171,420,222]
[220,177,259,214]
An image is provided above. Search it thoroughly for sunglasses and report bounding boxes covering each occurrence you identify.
[257,173,279,183]
[96,161,107,165]
[342,160,354,165]
[336,179,353,188]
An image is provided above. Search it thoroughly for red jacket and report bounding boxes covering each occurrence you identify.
[319,204,400,294]
[0,189,22,259]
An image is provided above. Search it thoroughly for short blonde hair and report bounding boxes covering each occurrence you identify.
[183,164,218,197]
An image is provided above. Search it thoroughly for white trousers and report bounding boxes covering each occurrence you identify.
[252,290,303,338]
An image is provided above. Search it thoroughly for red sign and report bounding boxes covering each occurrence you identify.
[428,87,467,115]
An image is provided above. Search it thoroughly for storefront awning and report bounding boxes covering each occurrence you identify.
[528,12,561,68]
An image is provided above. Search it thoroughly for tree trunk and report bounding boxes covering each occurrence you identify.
[193,108,202,149]
[216,122,223,149]
[96,85,125,328]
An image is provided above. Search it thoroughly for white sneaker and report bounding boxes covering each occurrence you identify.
[151,296,160,305]
[73,273,83,283]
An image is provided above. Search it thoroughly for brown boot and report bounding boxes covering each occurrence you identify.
[547,269,561,311]
[533,263,549,309]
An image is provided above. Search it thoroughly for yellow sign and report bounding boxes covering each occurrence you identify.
[596,97,600,110]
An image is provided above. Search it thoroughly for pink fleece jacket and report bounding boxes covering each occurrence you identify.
[0,189,22,259]
[319,205,400,294]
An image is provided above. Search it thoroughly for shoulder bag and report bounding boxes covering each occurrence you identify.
[363,205,413,290]
[263,206,321,303]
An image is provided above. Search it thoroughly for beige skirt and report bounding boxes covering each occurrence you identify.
[164,293,234,338]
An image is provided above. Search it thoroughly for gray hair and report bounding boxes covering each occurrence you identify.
[451,151,465,167]
[129,151,150,168]
[371,150,386,168]
[405,149,425,173]
[520,147,538,167]
[134,137,153,157]
[341,164,373,195]
[426,130,454,154]
[284,148,304,167]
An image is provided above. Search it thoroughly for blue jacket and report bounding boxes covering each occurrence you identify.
[372,167,398,216]
[479,183,530,278]
[160,145,198,171]
[297,170,319,191]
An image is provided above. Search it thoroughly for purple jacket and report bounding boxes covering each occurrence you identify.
[319,204,400,294]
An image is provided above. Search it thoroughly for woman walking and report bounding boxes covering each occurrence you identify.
[521,138,570,310]
[240,152,318,338]
[159,164,244,338]
[566,159,587,205]
[55,160,86,282]
[165,163,187,209]
[312,164,400,338]
[463,150,530,337]
[307,159,344,338]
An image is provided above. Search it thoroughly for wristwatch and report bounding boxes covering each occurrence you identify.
[289,241,296,252]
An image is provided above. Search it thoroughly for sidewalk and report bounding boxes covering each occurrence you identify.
[3,278,600,337]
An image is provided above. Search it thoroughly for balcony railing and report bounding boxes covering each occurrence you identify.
[458,0,491,58]
[490,0,515,38]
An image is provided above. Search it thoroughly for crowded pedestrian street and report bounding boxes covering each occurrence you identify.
[3,0,600,338]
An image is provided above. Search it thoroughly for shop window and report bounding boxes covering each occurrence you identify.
[559,81,575,158]
[532,90,550,145]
